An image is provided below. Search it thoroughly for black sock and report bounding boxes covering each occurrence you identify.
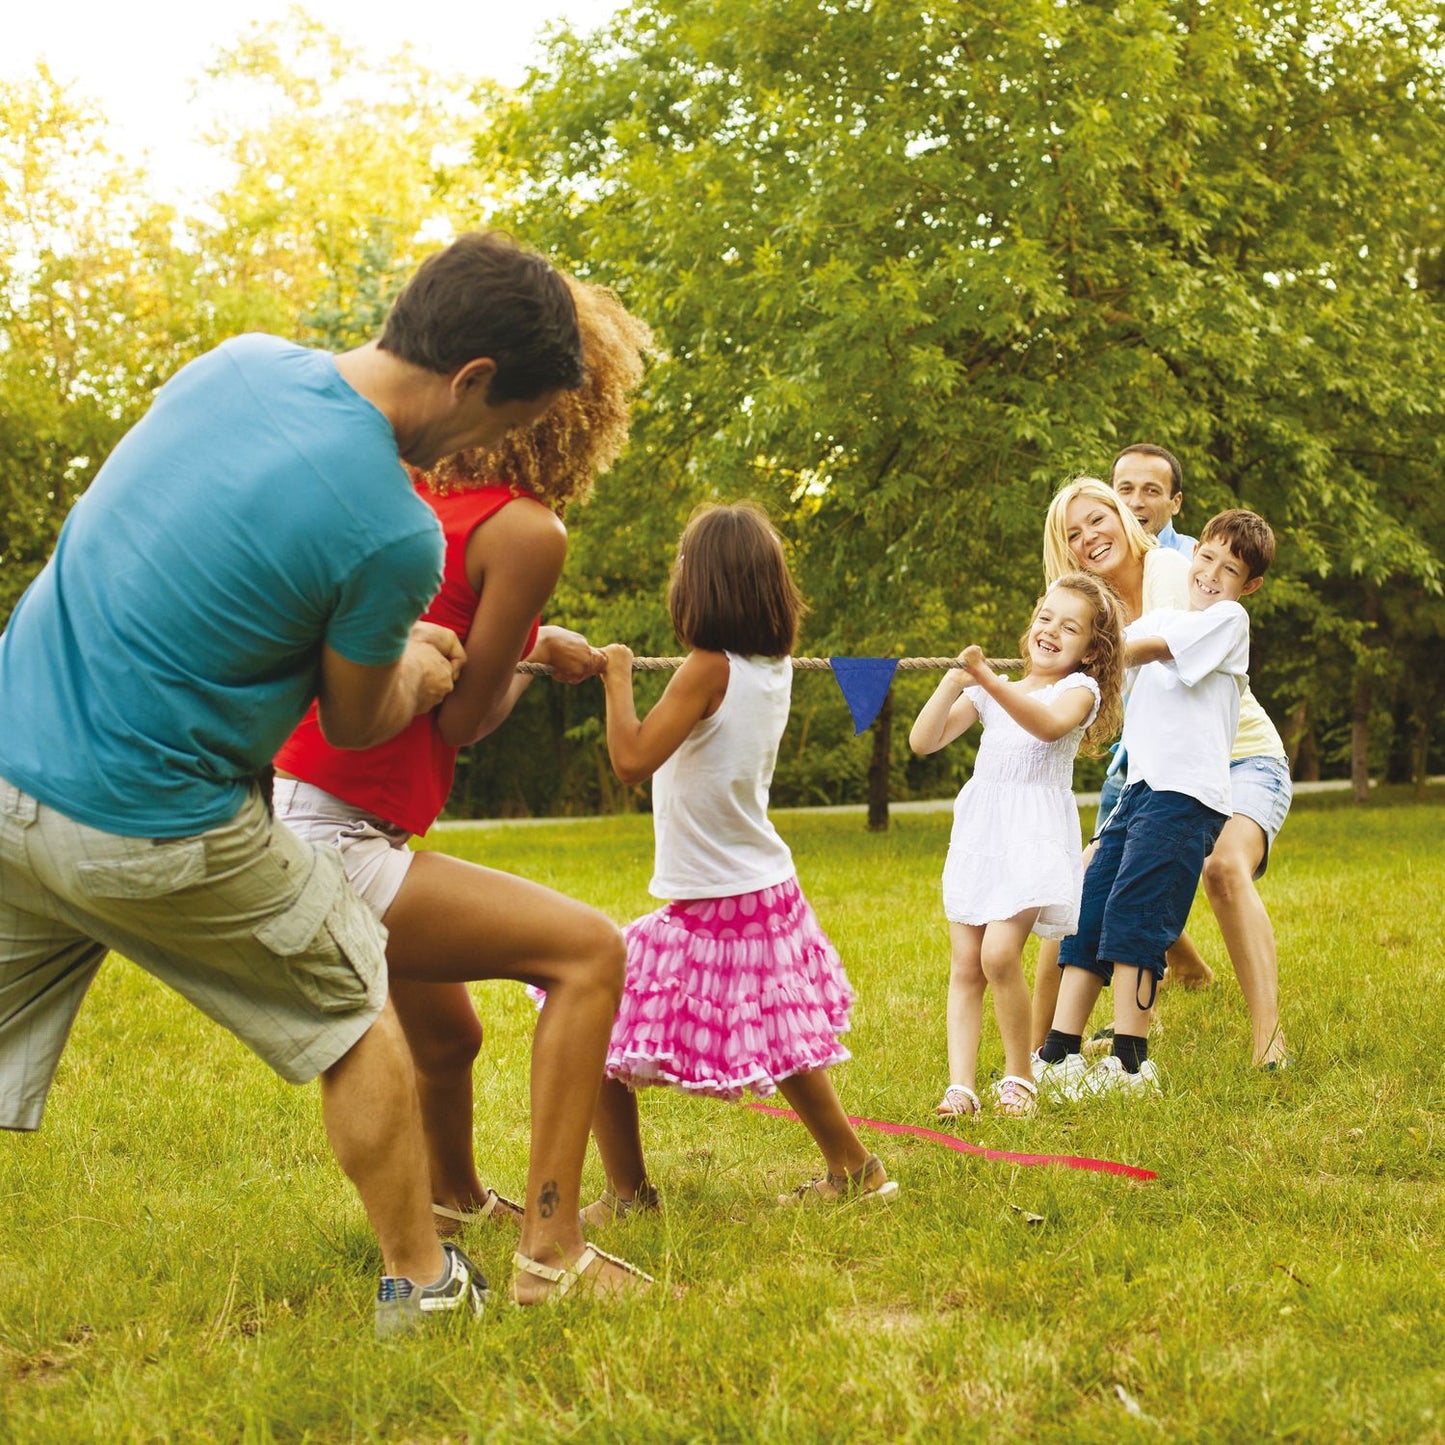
[1113,1033,1149,1073]
[1039,1030,1083,1064]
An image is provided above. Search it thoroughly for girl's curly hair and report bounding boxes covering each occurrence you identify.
[1016,570,1127,757]
[420,276,654,513]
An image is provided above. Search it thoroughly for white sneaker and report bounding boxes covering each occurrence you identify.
[1083,1055,1162,1098]
[1030,1049,1090,1101]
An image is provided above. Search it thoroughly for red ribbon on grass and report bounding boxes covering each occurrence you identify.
[745,1101,1157,1181]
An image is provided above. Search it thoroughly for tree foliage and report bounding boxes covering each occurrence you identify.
[1,19,493,621]
[0,68,217,617]
[479,0,1445,806]
[4,6,1443,814]
[196,12,496,347]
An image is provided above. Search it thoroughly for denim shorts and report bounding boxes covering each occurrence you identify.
[1060,783,1228,986]
[1229,755,1292,878]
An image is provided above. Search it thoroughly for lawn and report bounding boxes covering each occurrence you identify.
[2,789,1442,1442]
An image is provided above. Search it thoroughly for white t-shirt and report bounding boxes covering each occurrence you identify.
[1141,545,1283,763]
[1122,602,1250,816]
[649,653,796,899]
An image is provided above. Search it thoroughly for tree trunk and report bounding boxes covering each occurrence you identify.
[1350,672,1372,803]
[866,690,893,832]
[1350,589,1380,805]
[1283,700,1309,774]
[1299,726,1320,783]
[1412,712,1432,801]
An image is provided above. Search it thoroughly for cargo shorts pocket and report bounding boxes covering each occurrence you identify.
[76,839,207,899]
[254,845,387,1014]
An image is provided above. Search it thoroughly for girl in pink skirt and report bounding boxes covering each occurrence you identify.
[589,501,898,1219]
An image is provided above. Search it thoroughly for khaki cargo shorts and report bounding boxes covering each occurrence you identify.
[0,776,389,1131]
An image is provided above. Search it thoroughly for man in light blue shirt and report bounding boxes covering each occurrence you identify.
[1111,443,1196,557]
[0,232,580,1334]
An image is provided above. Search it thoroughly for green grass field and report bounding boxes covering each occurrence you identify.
[2,790,1442,1443]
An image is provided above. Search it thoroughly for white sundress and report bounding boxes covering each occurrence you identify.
[941,672,1101,939]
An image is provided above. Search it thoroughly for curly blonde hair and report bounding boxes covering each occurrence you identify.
[420,276,654,512]
[1042,477,1157,585]
[1016,571,1127,757]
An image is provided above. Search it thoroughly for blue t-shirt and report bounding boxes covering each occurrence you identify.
[0,335,443,836]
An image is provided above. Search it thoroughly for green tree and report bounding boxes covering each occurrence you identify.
[1,68,216,618]
[2,18,497,623]
[197,9,498,347]
[480,0,1445,815]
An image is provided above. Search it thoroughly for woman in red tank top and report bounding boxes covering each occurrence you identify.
[274,279,657,1302]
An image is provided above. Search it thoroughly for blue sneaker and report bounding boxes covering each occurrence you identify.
[375,1241,487,1339]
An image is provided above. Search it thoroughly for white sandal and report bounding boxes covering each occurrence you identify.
[432,1188,524,1231]
[511,1244,656,1303]
[992,1075,1039,1117]
[935,1084,982,1118]
[579,1181,660,1229]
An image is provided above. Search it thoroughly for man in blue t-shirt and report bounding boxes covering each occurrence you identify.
[0,232,581,1335]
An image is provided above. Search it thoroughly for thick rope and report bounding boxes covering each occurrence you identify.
[517,656,1022,675]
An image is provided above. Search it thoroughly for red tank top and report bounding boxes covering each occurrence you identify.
[274,478,542,835]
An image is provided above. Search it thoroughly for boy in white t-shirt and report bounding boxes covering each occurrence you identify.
[1034,510,1276,1097]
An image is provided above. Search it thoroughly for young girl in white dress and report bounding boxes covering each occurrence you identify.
[908,572,1125,1117]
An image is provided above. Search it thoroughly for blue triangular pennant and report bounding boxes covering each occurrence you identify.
[829,657,900,734]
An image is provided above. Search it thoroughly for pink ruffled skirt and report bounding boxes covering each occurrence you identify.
[605,877,854,1100]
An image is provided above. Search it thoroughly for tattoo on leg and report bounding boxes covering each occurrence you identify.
[538,1179,559,1218]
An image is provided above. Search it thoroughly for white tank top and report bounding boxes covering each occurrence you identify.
[648,653,796,900]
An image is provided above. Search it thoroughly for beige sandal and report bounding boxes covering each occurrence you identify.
[778,1152,900,1207]
[432,1188,524,1234]
[511,1244,656,1303]
[579,1180,660,1229]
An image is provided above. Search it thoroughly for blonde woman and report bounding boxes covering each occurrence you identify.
[1032,479,1191,1049]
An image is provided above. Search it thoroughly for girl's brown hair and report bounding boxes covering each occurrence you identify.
[668,502,805,658]
[1016,571,1127,757]
[420,276,654,512]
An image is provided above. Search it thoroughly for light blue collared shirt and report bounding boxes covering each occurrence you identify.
[1156,519,1197,557]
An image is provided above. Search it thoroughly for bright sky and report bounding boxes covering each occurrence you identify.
[6,0,620,204]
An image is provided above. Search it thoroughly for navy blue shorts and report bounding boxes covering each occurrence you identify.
[1092,767,1126,840]
[1060,783,1228,985]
